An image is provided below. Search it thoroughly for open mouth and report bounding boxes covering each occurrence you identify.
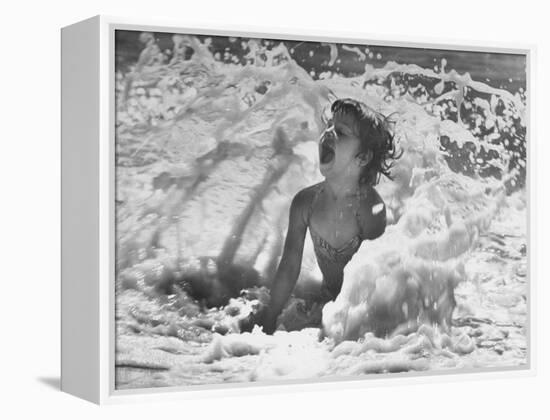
[320,138,335,165]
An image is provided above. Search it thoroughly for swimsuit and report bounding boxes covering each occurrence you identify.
[307,183,364,301]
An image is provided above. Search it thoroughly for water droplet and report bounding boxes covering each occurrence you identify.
[372,203,384,215]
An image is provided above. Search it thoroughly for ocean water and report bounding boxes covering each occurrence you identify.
[114,32,527,390]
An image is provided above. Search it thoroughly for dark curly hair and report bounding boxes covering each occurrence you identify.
[330,98,402,185]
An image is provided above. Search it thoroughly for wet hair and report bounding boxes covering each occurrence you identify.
[330,98,402,185]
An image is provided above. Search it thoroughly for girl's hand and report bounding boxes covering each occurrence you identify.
[237,305,276,334]
[260,311,277,335]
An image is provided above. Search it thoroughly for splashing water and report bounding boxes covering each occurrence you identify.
[114,34,527,389]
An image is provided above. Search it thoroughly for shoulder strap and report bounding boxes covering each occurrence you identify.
[354,209,363,238]
[354,187,369,238]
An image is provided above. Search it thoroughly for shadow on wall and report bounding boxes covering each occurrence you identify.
[118,127,309,309]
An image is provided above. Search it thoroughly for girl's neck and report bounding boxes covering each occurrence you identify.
[323,176,361,201]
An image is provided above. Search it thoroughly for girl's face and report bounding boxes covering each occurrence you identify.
[319,112,364,180]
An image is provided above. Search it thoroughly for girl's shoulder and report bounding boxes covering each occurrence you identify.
[357,184,387,240]
[294,182,324,203]
[291,182,324,224]
[358,184,384,206]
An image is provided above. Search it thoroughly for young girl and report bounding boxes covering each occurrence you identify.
[260,98,400,334]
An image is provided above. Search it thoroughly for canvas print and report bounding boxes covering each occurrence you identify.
[114,29,528,390]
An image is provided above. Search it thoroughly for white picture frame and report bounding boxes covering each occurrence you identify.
[61,15,534,404]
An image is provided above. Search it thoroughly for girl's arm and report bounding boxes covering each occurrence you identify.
[261,189,309,334]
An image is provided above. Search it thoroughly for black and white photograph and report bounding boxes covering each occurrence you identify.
[113,29,528,390]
